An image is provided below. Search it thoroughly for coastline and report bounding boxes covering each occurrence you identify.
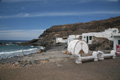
[0,43,69,67]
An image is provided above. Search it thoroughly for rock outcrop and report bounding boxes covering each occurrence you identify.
[89,37,113,51]
[0,43,6,46]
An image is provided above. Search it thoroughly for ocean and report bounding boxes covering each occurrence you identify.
[0,40,41,60]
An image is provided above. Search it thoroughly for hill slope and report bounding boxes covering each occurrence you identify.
[26,16,120,47]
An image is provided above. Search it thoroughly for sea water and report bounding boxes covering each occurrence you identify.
[0,40,41,60]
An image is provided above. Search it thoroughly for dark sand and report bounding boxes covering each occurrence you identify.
[0,57,120,80]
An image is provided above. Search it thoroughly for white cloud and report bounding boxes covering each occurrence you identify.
[107,0,119,2]
[1,0,119,3]
[24,13,29,16]
[1,0,44,2]
[0,11,120,19]
[0,29,45,40]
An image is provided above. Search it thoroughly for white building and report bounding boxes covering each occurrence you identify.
[56,37,68,43]
[82,28,119,44]
[112,34,120,52]
[67,35,81,44]
[82,33,93,44]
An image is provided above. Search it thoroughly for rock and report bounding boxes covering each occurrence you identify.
[14,61,19,66]
[56,63,63,67]
[29,60,35,64]
[49,59,56,62]
[89,37,113,51]
[29,61,32,65]
[37,49,42,53]
[64,51,68,54]
[69,56,75,59]
[40,60,49,64]
[62,58,68,62]
[64,51,72,55]
[49,58,67,63]
[22,63,27,67]
[0,43,6,45]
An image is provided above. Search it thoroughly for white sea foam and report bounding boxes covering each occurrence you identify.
[31,46,34,47]
[0,48,38,60]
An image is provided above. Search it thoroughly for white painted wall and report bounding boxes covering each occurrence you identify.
[67,35,81,44]
[56,37,67,43]
[113,34,120,52]
[82,33,93,44]
[82,28,119,44]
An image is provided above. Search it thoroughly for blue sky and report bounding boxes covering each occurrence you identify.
[0,0,120,40]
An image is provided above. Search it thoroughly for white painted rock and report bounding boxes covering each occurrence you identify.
[67,40,89,55]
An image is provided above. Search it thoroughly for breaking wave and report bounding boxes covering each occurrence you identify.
[0,48,38,60]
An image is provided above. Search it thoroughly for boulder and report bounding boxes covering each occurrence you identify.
[89,37,113,51]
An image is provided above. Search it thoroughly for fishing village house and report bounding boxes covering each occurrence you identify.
[82,28,119,44]
[112,33,120,53]
[66,28,119,44]
[56,37,68,44]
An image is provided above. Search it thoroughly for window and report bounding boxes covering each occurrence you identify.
[118,40,120,44]
[113,30,117,33]
[89,36,92,40]
[87,36,88,43]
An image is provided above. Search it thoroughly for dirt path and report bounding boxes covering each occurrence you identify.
[0,57,120,80]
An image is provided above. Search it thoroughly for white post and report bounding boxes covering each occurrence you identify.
[22,49,24,57]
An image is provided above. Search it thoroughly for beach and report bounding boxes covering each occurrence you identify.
[1,0,120,80]
[0,44,120,80]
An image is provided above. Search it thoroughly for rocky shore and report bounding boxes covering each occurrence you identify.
[0,43,70,68]
[0,42,116,68]
[0,43,6,46]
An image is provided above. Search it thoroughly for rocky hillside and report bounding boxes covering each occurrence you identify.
[24,16,120,47]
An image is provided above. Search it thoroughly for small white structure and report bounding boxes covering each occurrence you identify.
[96,50,116,60]
[82,28,119,44]
[112,33,120,52]
[82,33,93,44]
[67,40,116,64]
[67,40,89,55]
[67,40,98,64]
[67,35,81,44]
[56,37,67,43]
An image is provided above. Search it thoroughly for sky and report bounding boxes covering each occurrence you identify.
[0,0,120,40]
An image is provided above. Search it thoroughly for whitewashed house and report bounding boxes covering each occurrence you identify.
[112,34,120,52]
[82,33,93,44]
[56,37,68,43]
[82,28,119,44]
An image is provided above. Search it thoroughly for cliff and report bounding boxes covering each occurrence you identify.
[24,16,120,47]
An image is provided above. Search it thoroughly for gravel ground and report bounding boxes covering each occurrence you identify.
[0,57,120,80]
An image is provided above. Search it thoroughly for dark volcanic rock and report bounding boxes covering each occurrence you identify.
[16,39,39,46]
[89,37,113,51]
[25,16,120,48]
[0,43,6,46]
